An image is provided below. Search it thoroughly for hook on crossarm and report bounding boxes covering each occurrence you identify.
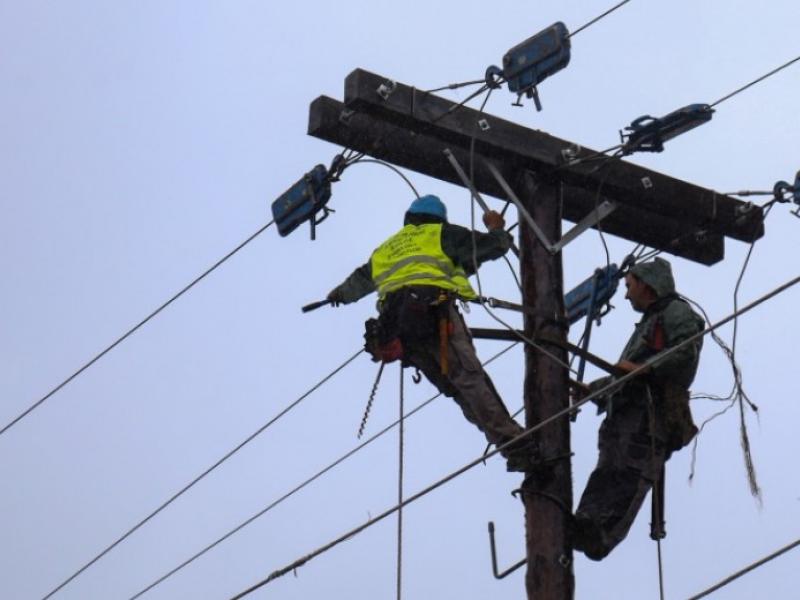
[487,521,526,579]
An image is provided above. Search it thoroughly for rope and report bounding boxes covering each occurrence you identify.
[126,343,519,599]
[1,220,275,439]
[711,54,800,107]
[686,537,800,600]
[227,274,800,597]
[396,367,405,600]
[41,347,363,600]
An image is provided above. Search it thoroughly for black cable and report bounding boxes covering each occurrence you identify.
[345,159,421,198]
[0,221,275,439]
[41,347,364,600]
[230,273,800,597]
[711,54,800,108]
[687,537,800,600]
[126,344,519,600]
[569,0,633,38]
[430,84,491,125]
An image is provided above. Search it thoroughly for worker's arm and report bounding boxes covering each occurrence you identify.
[441,211,513,274]
[327,262,375,305]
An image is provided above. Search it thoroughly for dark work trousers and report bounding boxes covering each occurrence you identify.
[574,398,667,560]
[403,303,525,454]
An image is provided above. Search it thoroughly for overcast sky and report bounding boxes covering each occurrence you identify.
[2,2,799,599]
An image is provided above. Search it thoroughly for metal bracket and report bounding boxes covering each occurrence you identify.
[488,522,526,579]
[483,160,555,252]
[483,160,617,255]
[550,200,617,254]
[441,148,520,258]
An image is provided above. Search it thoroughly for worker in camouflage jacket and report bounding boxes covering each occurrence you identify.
[573,257,703,560]
[326,195,534,472]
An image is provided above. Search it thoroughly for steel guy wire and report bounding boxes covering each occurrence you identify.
[710,54,800,108]
[686,536,800,600]
[1,220,276,439]
[568,0,633,38]
[126,344,519,600]
[41,347,364,600]
[423,78,486,94]
[229,273,800,597]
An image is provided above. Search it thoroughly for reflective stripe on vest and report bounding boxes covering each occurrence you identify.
[370,223,477,300]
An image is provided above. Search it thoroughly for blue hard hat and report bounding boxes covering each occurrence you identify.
[407,194,447,220]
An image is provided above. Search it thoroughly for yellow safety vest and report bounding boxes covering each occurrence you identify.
[370,224,477,300]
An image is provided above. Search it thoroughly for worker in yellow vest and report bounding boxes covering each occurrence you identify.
[327,195,533,471]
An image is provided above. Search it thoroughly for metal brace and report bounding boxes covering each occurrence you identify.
[441,148,520,258]
[483,159,617,254]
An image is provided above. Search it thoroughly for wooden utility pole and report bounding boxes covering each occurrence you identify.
[519,173,574,598]
[307,68,763,599]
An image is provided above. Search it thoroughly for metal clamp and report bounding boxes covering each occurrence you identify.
[484,160,617,254]
[376,80,397,100]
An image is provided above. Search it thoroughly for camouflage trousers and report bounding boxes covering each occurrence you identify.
[573,399,668,560]
[403,303,525,455]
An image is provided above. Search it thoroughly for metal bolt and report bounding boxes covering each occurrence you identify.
[339,109,355,125]
[641,177,653,190]
[478,118,491,131]
[377,80,397,100]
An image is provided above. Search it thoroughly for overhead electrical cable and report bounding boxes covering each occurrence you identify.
[568,0,633,38]
[41,347,364,600]
[710,54,800,108]
[227,274,800,598]
[687,536,800,600]
[126,344,519,600]
[1,221,276,438]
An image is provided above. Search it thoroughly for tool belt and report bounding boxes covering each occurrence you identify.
[363,287,453,367]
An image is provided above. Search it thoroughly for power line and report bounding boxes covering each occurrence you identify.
[1,221,275,439]
[711,54,800,108]
[687,536,800,600]
[227,273,800,598]
[126,344,519,599]
[569,0,633,38]
[41,347,363,600]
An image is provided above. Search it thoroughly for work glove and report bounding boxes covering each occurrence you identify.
[483,210,505,231]
[327,286,347,307]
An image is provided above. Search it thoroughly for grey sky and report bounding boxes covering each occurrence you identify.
[2,1,799,599]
